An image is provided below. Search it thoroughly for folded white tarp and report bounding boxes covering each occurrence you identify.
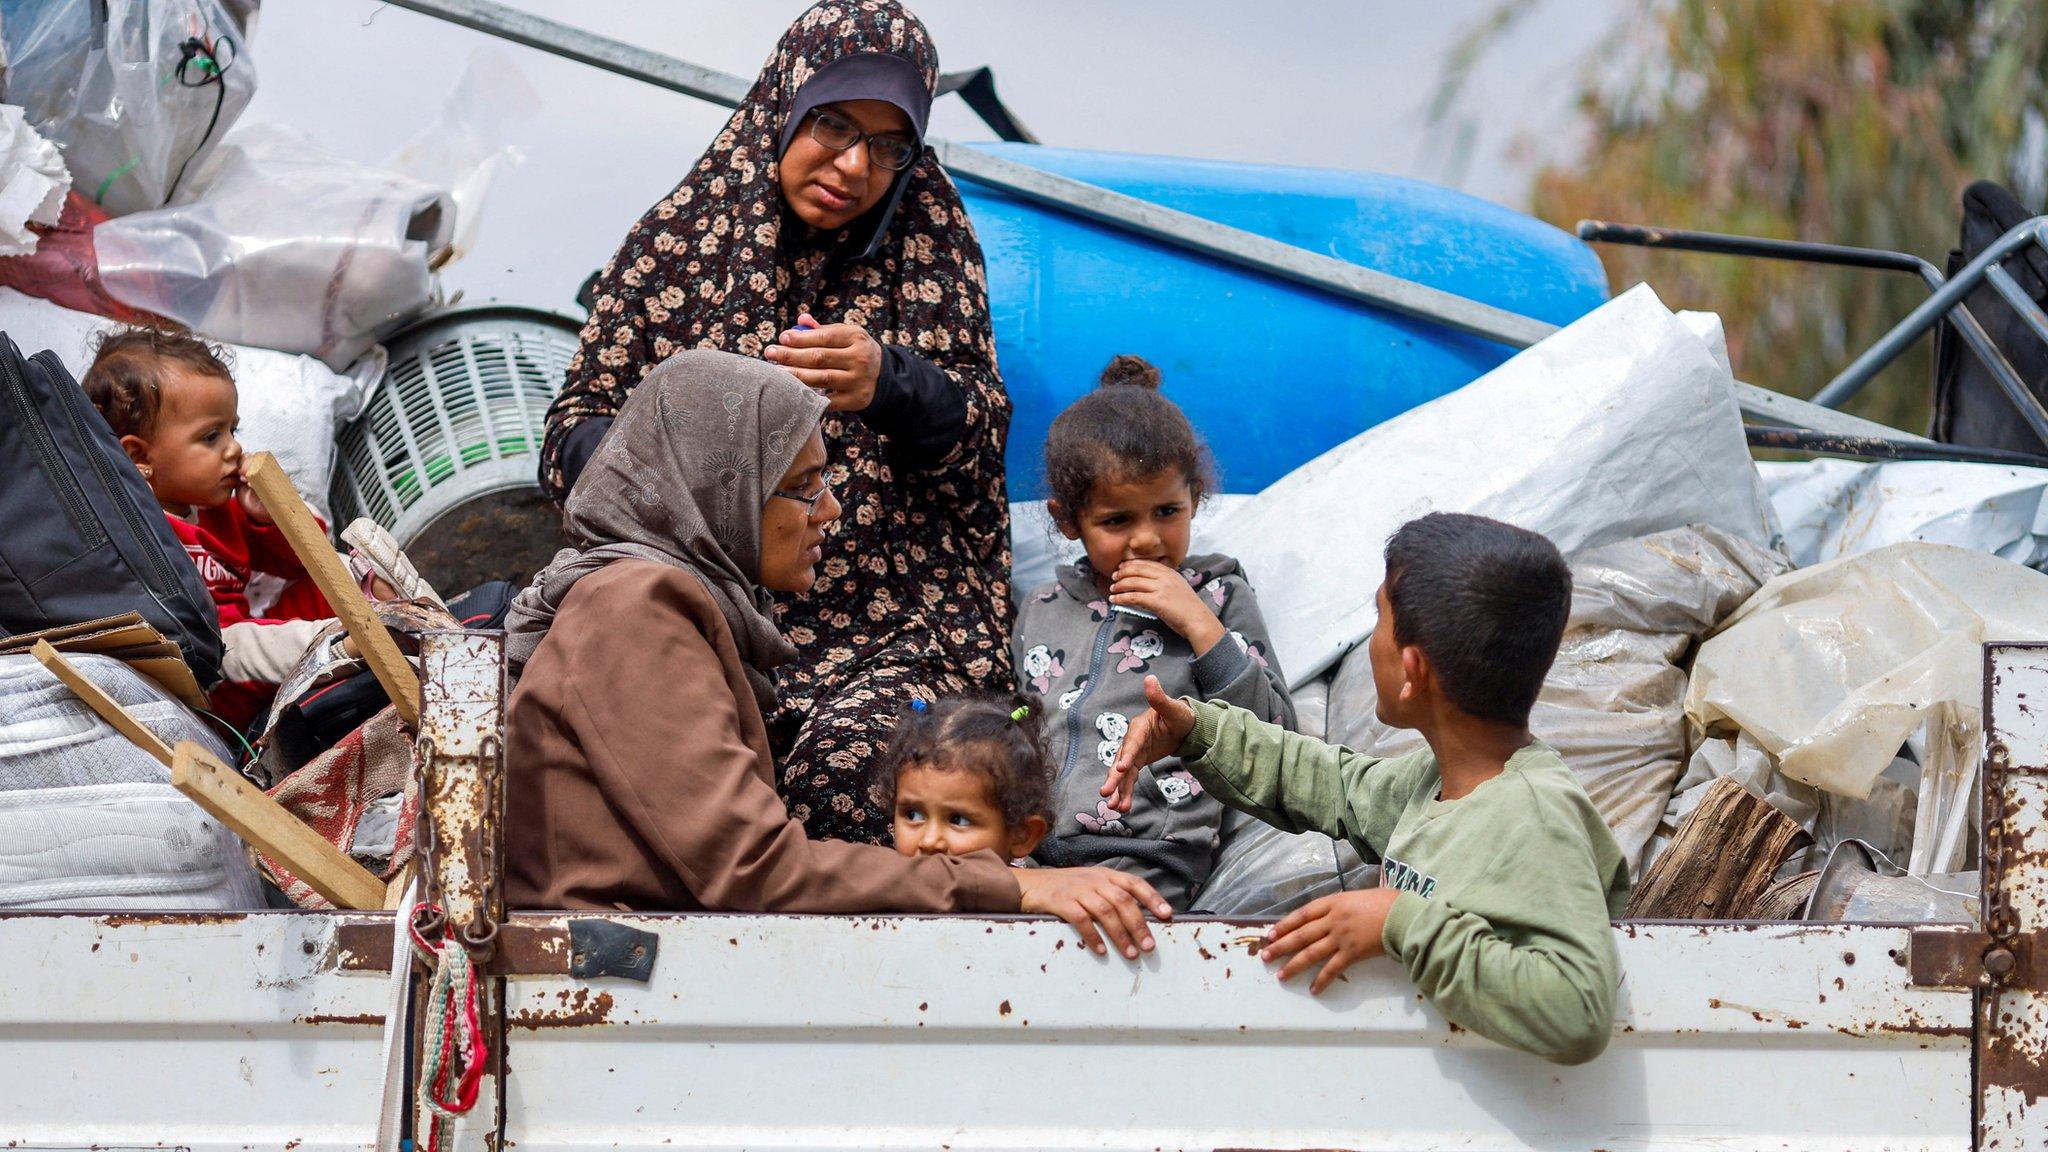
[1205,284,1776,685]
[0,288,379,522]
[1761,458,2048,570]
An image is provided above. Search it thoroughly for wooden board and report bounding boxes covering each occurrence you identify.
[1627,776,1813,919]
[242,452,420,728]
[171,741,387,911]
[32,641,174,766]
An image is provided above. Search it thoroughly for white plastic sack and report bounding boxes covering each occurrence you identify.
[1686,543,2048,872]
[0,286,378,521]
[1761,458,2048,570]
[0,103,68,256]
[1191,806,1379,917]
[1,0,257,216]
[1204,285,1776,686]
[0,653,262,910]
[97,124,453,369]
[1328,525,1789,876]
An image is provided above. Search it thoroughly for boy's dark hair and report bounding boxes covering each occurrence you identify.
[869,692,1056,829]
[1382,512,1571,727]
[80,326,234,439]
[1044,354,1216,521]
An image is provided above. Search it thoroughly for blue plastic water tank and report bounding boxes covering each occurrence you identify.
[956,143,1610,498]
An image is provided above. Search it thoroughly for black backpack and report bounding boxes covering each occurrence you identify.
[1931,180,2048,455]
[0,333,224,687]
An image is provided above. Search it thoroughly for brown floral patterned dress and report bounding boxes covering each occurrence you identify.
[539,1,1012,844]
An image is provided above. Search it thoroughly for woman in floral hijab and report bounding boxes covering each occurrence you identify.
[540,0,1011,844]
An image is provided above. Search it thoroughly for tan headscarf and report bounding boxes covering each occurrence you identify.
[507,349,828,710]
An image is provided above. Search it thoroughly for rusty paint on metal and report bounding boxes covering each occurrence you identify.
[511,988,616,1029]
[417,631,508,954]
[95,911,252,928]
[296,1012,387,1027]
[1980,643,2048,1139]
[333,917,572,976]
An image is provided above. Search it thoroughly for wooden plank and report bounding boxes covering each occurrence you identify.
[1627,776,1813,919]
[383,860,418,910]
[32,641,173,766]
[242,452,420,728]
[171,741,387,911]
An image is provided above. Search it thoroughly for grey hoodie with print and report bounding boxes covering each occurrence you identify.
[1014,552,1294,909]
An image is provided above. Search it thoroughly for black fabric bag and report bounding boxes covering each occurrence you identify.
[268,580,515,761]
[0,332,223,686]
[1930,180,2048,454]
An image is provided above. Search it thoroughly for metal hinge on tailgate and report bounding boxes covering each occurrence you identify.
[1908,927,2045,990]
[334,916,658,980]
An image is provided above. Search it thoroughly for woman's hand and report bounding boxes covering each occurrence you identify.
[1101,675,1198,813]
[1015,865,1172,958]
[765,312,881,412]
[1110,559,1226,654]
[1260,889,1400,995]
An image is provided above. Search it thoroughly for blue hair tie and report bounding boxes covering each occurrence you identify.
[910,698,928,713]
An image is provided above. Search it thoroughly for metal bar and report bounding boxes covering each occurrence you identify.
[1978,643,2048,1147]
[1579,218,2048,447]
[933,139,1557,346]
[378,0,1920,444]
[936,67,1039,144]
[1985,263,2048,353]
[1745,425,2048,468]
[416,630,508,951]
[1578,219,1941,280]
[1942,292,2048,446]
[1812,219,2048,411]
[377,0,750,106]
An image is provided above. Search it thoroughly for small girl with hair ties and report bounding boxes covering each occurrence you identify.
[872,694,1055,864]
[1014,355,1295,910]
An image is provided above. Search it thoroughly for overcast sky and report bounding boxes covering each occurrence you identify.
[246,1,1617,313]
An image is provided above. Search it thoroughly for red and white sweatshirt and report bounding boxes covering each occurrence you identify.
[167,500,336,730]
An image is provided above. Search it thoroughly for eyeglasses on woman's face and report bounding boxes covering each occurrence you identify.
[770,471,835,516]
[804,107,919,173]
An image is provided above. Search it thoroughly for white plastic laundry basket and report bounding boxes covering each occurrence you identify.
[328,305,582,589]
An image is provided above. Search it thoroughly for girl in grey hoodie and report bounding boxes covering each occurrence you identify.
[1015,357,1294,909]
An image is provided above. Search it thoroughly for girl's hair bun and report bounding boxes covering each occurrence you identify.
[1097,354,1162,391]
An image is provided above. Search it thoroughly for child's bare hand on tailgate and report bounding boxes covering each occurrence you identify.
[1261,888,1401,995]
[1110,559,1226,654]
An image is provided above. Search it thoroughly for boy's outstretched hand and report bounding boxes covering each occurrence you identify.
[1261,888,1401,995]
[1101,675,1197,813]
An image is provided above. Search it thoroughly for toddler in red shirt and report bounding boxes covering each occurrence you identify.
[81,328,339,731]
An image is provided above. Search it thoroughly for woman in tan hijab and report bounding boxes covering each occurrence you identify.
[506,349,1167,958]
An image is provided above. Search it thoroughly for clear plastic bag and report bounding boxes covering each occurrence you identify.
[1,0,257,217]
[1686,542,2048,873]
[95,124,454,368]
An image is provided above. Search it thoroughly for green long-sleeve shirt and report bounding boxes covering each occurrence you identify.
[1179,700,1631,1064]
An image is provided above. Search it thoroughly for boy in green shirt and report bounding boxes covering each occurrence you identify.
[1105,512,1630,1064]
